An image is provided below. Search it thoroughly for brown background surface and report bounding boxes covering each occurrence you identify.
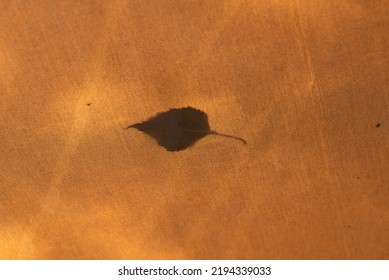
[0,0,388,259]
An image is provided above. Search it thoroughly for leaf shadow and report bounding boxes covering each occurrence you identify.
[125,107,246,152]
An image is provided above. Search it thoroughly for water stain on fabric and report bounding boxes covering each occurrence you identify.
[125,107,246,151]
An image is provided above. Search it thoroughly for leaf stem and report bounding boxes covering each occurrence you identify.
[210,131,247,145]
[182,129,247,144]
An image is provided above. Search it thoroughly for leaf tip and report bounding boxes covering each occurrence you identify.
[125,124,135,130]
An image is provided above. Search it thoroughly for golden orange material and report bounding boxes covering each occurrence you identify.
[0,0,388,259]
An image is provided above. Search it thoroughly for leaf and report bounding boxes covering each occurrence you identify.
[126,107,246,151]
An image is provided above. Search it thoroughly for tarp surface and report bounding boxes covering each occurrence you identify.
[0,0,388,259]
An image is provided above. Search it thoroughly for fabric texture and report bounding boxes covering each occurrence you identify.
[0,0,388,259]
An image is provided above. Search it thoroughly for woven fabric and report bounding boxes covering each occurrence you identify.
[0,0,388,259]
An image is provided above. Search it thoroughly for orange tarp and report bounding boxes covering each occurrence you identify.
[0,0,388,259]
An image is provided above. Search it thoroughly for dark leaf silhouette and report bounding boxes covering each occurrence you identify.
[125,107,246,151]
